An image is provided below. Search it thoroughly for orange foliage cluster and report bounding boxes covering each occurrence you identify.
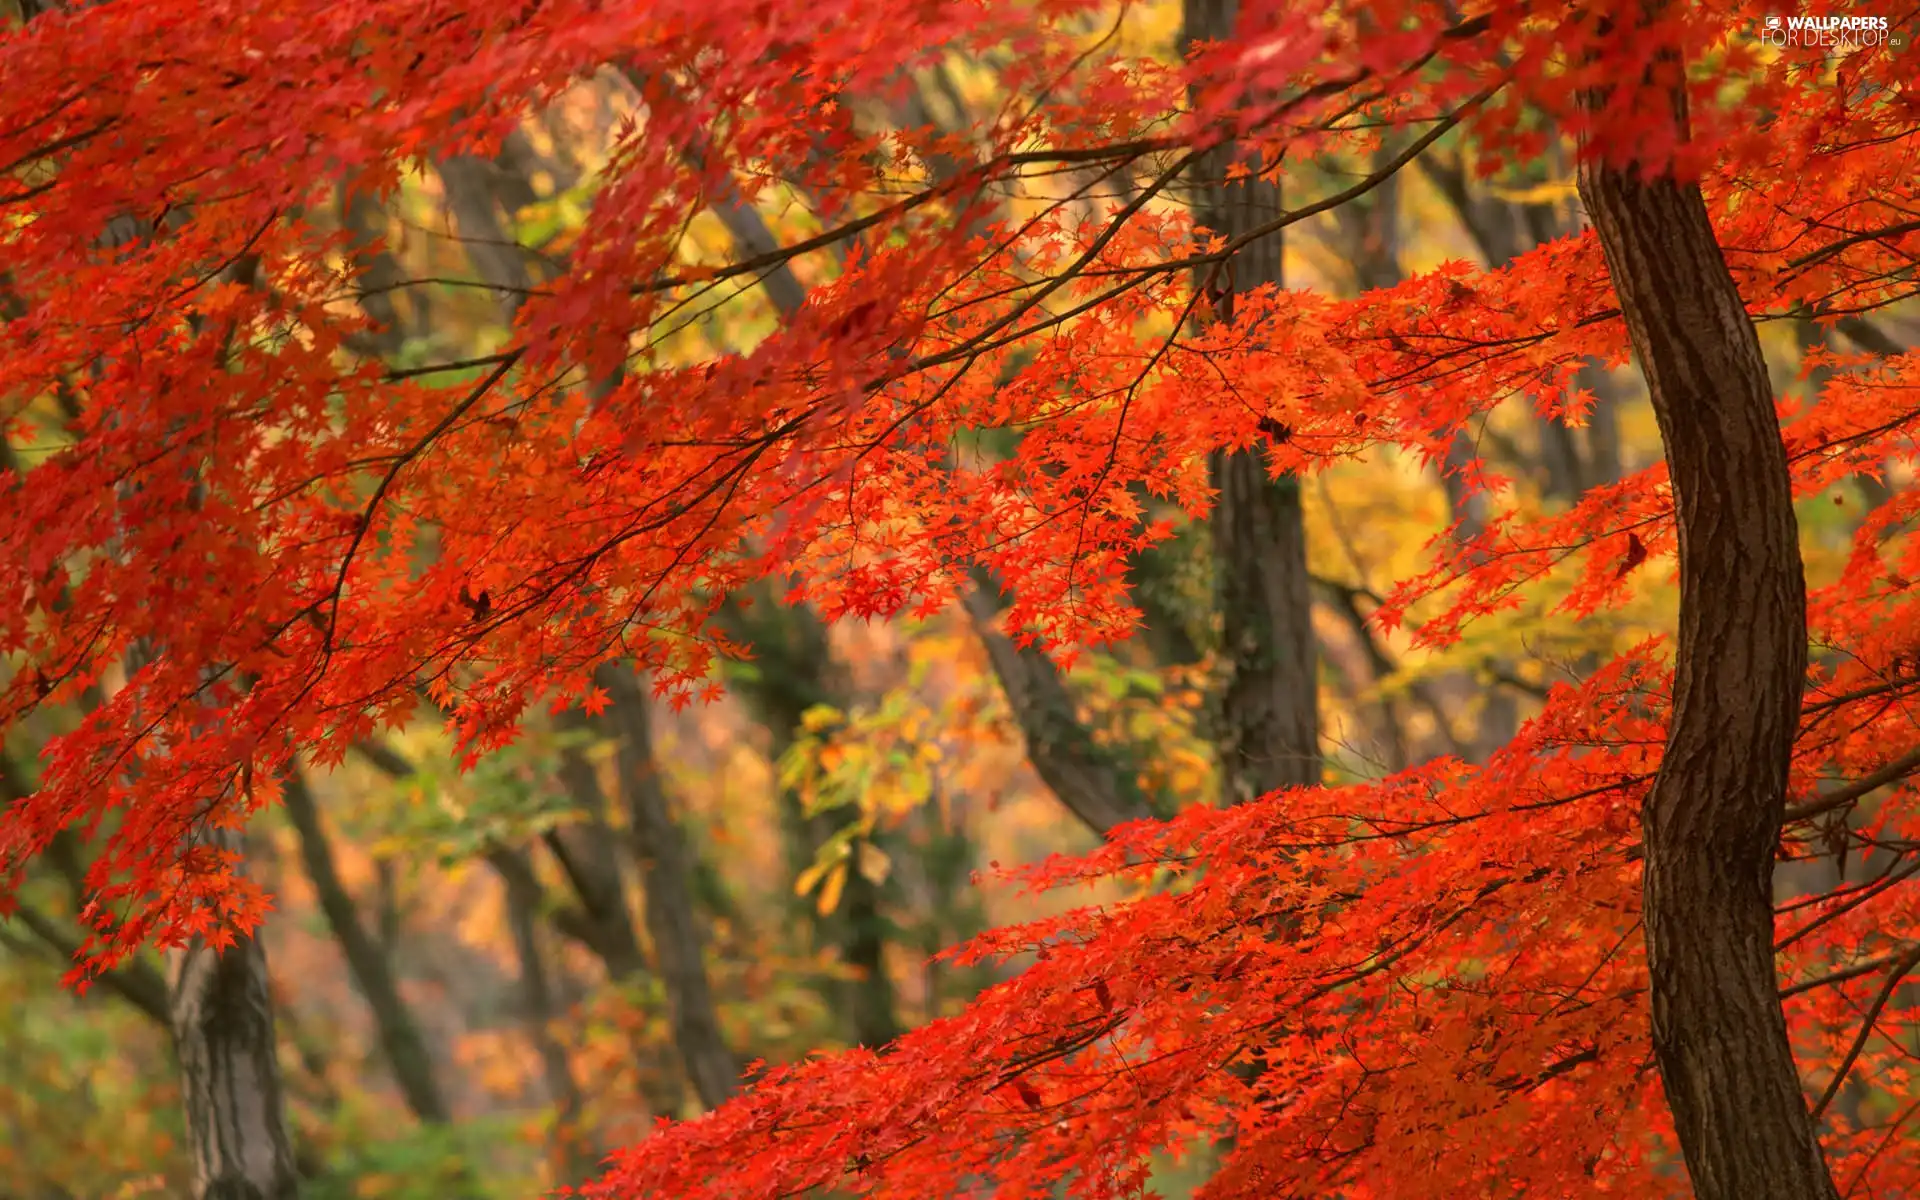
[2,0,1919,1194]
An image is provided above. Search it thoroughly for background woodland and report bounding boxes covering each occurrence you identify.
[2,0,1918,1197]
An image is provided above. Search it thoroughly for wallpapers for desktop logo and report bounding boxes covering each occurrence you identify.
[1758,12,1904,49]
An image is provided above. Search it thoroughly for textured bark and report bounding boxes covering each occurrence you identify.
[1184,0,1320,804]
[280,771,448,1124]
[1577,25,1838,1200]
[1185,12,1319,1182]
[167,831,299,1200]
[1208,461,1321,799]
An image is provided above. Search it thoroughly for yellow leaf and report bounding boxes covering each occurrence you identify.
[801,704,845,732]
[795,857,831,898]
[856,840,892,886]
[1486,179,1577,206]
[815,861,848,915]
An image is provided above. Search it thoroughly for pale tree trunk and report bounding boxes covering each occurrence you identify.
[281,771,448,1125]
[600,666,745,1107]
[492,844,596,1186]
[1420,147,1626,501]
[168,833,299,1200]
[885,80,1159,837]
[1576,14,1837,1199]
[426,154,746,1103]
[1183,0,1320,802]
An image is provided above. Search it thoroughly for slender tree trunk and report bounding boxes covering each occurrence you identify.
[281,771,449,1125]
[1438,434,1520,759]
[484,96,901,1053]
[168,834,300,1200]
[491,845,596,1185]
[428,150,747,1109]
[435,154,536,312]
[1183,0,1320,805]
[897,81,1159,837]
[599,666,745,1108]
[547,719,652,982]
[1577,18,1837,1200]
[336,185,409,358]
[1422,149,1626,503]
[961,578,1155,835]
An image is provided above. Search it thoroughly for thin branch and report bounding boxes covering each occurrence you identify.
[1784,746,1920,823]
[1782,946,1919,999]
[1810,945,1920,1122]
[7,904,171,1027]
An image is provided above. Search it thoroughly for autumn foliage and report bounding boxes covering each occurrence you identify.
[4,0,1920,1195]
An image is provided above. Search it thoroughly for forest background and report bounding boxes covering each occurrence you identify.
[2,0,1919,1197]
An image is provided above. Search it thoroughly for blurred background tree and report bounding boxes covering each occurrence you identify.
[1,1,1912,1195]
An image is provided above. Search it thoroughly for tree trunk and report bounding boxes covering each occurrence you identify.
[168,831,300,1200]
[1209,460,1321,799]
[600,666,745,1108]
[961,576,1155,836]
[1184,0,1321,803]
[1576,20,1838,1200]
[281,770,449,1125]
[428,151,734,1115]
[547,715,652,982]
[491,845,596,1186]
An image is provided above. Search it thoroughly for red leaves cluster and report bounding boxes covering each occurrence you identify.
[4,0,1920,1192]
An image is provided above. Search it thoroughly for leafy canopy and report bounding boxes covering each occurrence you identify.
[3,0,1920,1194]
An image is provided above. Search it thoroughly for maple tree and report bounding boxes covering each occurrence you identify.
[5,0,1920,1197]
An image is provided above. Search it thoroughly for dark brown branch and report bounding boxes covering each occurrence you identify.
[962,574,1156,837]
[1784,746,1920,824]
[1809,945,1920,1122]
[7,903,171,1026]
